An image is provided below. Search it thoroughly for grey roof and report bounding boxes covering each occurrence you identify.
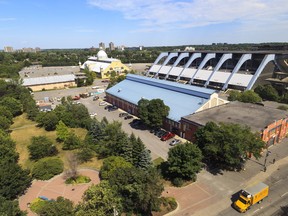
[245,182,269,196]
[105,74,216,122]
[23,74,75,86]
[183,101,288,131]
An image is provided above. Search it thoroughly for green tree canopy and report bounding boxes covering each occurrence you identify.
[195,122,265,170]
[108,167,164,215]
[56,120,70,142]
[75,180,122,216]
[0,130,19,163]
[167,142,203,181]
[28,136,58,160]
[0,196,27,216]
[62,132,82,150]
[254,84,279,101]
[0,96,23,116]
[31,157,64,180]
[36,111,59,131]
[228,90,262,103]
[0,160,32,200]
[100,156,133,180]
[34,196,74,216]
[138,98,170,128]
[0,105,13,123]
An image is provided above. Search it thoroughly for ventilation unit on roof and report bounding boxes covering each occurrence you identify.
[118,88,121,92]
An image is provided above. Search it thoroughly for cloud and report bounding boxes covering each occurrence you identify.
[87,0,288,31]
[0,17,16,21]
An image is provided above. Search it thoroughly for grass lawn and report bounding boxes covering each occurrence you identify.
[10,114,102,170]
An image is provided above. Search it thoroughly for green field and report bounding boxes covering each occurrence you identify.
[10,114,102,170]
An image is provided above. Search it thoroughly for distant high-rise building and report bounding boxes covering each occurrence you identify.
[4,46,14,52]
[99,42,105,50]
[109,42,115,51]
[139,46,143,51]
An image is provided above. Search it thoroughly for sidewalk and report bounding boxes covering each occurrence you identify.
[165,139,288,216]
[193,140,288,216]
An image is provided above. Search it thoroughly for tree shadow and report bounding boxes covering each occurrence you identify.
[203,162,224,175]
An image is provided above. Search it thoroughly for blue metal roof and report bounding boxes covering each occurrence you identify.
[106,74,215,122]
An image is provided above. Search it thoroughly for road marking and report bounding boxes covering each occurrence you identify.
[253,208,260,214]
[281,191,288,197]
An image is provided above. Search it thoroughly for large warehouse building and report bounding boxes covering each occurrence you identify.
[181,102,288,145]
[106,74,288,146]
[105,74,228,133]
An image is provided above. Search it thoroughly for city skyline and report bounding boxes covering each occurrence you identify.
[1,0,288,49]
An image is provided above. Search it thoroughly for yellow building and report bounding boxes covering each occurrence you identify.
[81,49,130,79]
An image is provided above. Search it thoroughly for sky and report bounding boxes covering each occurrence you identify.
[0,0,288,49]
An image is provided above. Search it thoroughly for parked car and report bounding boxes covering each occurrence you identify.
[169,139,181,146]
[156,129,166,138]
[72,95,80,100]
[124,115,133,120]
[119,112,129,117]
[99,101,108,106]
[89,112,97,118]
[93,96,99,101]
[130,119,144,128]
[161,132,175,141]
[104,105,113,110]
[108,105,118,112]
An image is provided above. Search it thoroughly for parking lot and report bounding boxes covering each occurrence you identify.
[33,81,177,160]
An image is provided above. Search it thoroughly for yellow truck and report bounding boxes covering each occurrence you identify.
[233,182,269,213]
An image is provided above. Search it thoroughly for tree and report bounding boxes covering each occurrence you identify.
[228,90,262,103]
[227,90,241,101]
[0,96,22,116]
[56,120,70,142]
[108,167,164,214]
[254,84,279,101]
[167,142,203,181]
[75,180,122,216]
[239,90,262,103]
[0,116,12,131]
[138,98,170,128]
[36,111,59,131]
[195,122,265,170]
[35,197,74,216]
[0,105,13,123]
[0,160,32,200]
[62,132,81,150]
[100,156,133,180]
[28,136,58,160]
[0,196,27,216]
[31,157,64,180]
[0,130,19,163]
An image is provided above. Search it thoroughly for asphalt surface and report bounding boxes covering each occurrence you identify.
[33,80,174,160]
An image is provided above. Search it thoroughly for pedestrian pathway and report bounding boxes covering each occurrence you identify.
[164,139,288,216]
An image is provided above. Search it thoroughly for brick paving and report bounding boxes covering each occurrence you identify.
[19,169,100,216]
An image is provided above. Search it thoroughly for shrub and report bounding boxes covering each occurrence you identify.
[171,178,184,187]
[28,136,58,161]
[277,105,288,111]
[65,175,91,184]
[32,157,64,180]
[30,198,46,214]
